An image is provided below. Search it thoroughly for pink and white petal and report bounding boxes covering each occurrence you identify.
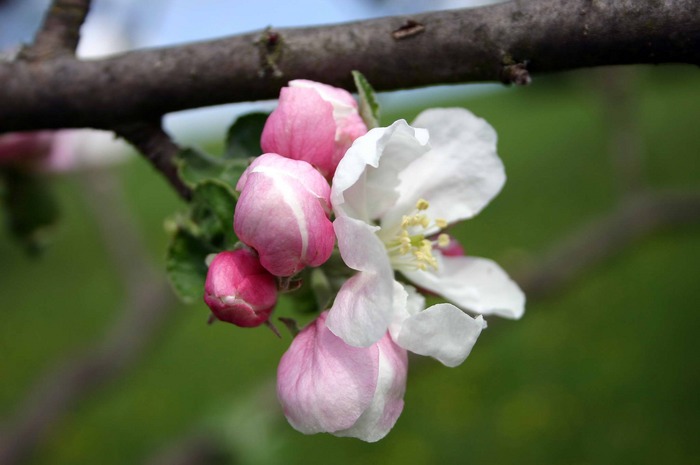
[394,304,486,367]
[236,153,331,208]
[404,254,525,320]
[234,177,305,276]
[277,313,380,434]
[234,155,333,276]
[326,216,395,347]
[335,334,408,442]
[260,87,337,177]
[331,121,429,222]
[382,108,505,232]
[289,79,359,113]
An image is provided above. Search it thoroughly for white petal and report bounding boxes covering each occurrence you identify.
[389,282,425,342]
[404,254,525,319]
[394,304,486,367]
[331,120,429,222]
[326,216,395,347]
[382,108,505,232]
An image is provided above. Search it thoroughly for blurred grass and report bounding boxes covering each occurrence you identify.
[1,65,699,465]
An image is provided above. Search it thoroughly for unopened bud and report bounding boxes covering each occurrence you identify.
[261,80,368,179]
[234,153,335,277]
[204,249,278,327]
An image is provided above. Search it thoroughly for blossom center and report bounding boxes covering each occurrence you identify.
[384,199,449,272]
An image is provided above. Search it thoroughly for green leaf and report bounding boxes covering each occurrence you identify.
[1,168,60,255]
[310,267,333,311]
[175,148,225,188]
[190,179,238,249]
[165,226,213,304]
[352,70,381,128]
[175,148,249,193]
[165,179,240,304]
[219,159,250,191]
[224,112,269,159]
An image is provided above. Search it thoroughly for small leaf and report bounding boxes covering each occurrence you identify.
[278,317,300,337]
[220,159,250,190]
[224,112,269,159]
[190,179,238,249]
[175,148,249,192]
[1,168,59,255]
[352,70,381,128]
[165,226,213,304]
[310,267,333,311]
[175,148,225,188]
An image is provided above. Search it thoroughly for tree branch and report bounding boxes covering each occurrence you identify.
[114,121,193,201]
[0,0,698,131]
[0,169,178,465]
[514,190,700,299]
[20,0,92,61]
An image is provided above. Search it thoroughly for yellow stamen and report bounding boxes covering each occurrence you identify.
[385,199,449,272]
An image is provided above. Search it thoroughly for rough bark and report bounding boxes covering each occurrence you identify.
[0,0,698,131]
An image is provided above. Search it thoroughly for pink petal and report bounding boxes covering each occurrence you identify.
[234,154,334,277]
[277,312,380,434]
[203,249,277,327]
[289,79,359,109]
[260,86,337,178]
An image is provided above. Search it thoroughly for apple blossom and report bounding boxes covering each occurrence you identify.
[46,129,130,172]
[326,107,525,355]
[261,80,368,179]
[0,132,54,166]
[0,16,130,172]
[204,249,278,327]
[277,311,407,442]
[46,15,131,171]
[234,153,335,277]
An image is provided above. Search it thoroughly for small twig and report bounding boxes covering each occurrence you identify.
[500,62,531,86]
[115,121,193,201]
[21,0,92,61]
[145,435,230,465]
[514,190,700,299]
[0,168,178,465]
[597,67,645,197]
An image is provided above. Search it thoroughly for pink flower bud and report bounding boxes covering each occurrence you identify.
[46,129,130,172]
[436,234,465,257]
[277,311,408,442]
[0,132,54,166]
[261,80,368,179]
[234,153,335,277]
[203,249,278,327]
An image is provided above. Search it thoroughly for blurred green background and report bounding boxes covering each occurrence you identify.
[1,65,699,464]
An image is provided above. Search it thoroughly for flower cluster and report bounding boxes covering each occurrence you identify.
[203,79,525,442]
